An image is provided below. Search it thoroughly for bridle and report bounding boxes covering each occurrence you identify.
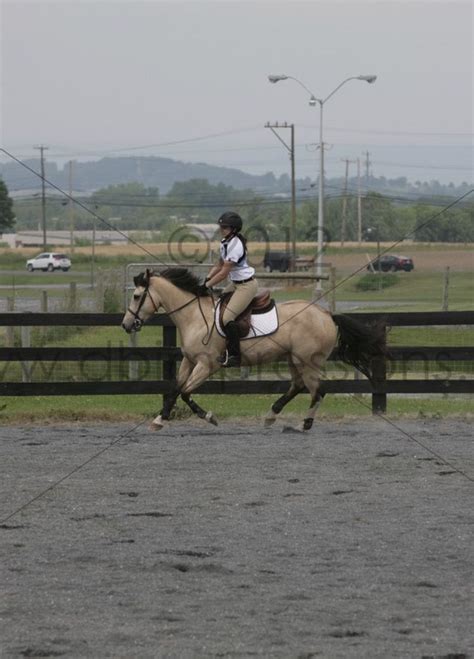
[127,284,160,332]
[127,281,211,334]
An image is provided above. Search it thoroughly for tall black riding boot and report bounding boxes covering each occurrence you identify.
[218,321,241,367]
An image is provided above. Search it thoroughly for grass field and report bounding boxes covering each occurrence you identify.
[1,244,472,312]
[1,242,472,421]
[0,393,472,425]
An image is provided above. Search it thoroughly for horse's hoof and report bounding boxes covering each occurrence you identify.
[150,415,164,431]
[205,411,218,426]
[281,425,304,434]
[264,414,276,427]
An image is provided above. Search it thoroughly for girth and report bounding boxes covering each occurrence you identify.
[219,290,273,338]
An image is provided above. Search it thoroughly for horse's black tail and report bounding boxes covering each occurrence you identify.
[332,314,389,383]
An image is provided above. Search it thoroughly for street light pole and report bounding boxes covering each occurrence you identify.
[268,74,377,294]
[317,99,324,292]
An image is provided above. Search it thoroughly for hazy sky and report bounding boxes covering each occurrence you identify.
[1,0,473,183]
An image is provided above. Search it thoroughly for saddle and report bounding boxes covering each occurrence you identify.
[218,290,274,338]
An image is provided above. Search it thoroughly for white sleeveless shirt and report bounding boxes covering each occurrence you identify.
[220,235,255,282]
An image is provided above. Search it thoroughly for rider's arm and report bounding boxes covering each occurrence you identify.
[206,259,224,282]
[206,261,234,287]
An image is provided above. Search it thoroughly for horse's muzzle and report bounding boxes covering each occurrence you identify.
[122,318,142,333]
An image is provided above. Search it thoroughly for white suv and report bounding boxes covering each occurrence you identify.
[26,252,72,272]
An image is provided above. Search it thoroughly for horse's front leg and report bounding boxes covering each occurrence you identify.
[180,392,218,426]
[150,386,180,431]
[150,356,193,431]
[179,359,219,427]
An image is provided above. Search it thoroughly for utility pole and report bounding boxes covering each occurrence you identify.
[340,158,356,246]
[34,144,48,249]
[357,158,362,245]
[364,150,371,187]
[68,160,75,253]
[265,122,297,271]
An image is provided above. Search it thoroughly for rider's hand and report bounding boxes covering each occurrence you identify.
[197,283,211,296]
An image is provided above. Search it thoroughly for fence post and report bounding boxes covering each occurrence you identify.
[128,331,139,380]
[329,266,336,314]
[21,326,32,383]
[162,324,177,405]
[371,321,387,414]
[69,282,77,311]
[40,291,48,341]
[95,279,104,312]
[41,290,48,312]
[371,355,387,414]
[442,266,450,311]
[6,297,14,347]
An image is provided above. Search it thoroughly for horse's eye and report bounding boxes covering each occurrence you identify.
[133,294,140,300]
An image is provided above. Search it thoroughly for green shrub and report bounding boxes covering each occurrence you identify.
[100,271,123,313]
[355,273,398,291]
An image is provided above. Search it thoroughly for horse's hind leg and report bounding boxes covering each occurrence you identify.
[299,390,325,431]
[264,360,305,427]
[294,361,326,432]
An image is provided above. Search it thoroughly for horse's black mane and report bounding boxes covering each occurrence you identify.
[160,268,211,296]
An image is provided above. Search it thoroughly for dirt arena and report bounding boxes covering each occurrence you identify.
[1,418,472,658]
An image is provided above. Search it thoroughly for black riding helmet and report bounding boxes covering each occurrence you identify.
[217,211,243,232]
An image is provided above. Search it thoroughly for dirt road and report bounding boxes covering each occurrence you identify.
[1,418,472,658]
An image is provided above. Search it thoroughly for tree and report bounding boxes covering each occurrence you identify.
[414,205,474,242]
[0,178,15,232]
[362,192,397,240]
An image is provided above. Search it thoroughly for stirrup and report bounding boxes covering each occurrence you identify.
[217,350,241,368]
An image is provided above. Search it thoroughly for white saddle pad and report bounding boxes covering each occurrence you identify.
[215,299,279,340]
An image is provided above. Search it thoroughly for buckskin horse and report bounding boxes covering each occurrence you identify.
[121,268,387,431]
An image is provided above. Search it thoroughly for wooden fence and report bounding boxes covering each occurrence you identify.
[0,311,473,413]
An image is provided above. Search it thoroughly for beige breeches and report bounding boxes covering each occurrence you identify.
[221,278,259,325]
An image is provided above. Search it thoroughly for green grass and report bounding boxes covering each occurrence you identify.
[270,271,473,311]
[388,326,474,346]
[0,252,472,405]
[0,271,91,287]
[0,393,471,424]
[333,270,473,309]
[1,256,472,312]
[0,265,120,289]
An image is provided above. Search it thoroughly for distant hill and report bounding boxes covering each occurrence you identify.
[0,156,290,196]
[0,154,470,200]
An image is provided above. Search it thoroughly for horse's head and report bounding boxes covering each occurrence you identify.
[121,269,160,333]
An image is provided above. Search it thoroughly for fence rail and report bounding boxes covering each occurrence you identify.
[1,311,473,413]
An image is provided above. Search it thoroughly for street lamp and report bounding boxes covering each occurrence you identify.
[268,73,377,294]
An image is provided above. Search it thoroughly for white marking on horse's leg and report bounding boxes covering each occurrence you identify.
[150,414,165,431]
[205,411,218,426]
[264,410,277,427]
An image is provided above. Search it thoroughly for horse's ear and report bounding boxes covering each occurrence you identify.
[145,268,154,282]
[133,272,147,288]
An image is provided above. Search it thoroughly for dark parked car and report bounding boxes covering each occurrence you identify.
[368,254,414,272]
[263,251,292,272]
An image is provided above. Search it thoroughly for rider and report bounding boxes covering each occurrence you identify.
[204,211,258,367]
